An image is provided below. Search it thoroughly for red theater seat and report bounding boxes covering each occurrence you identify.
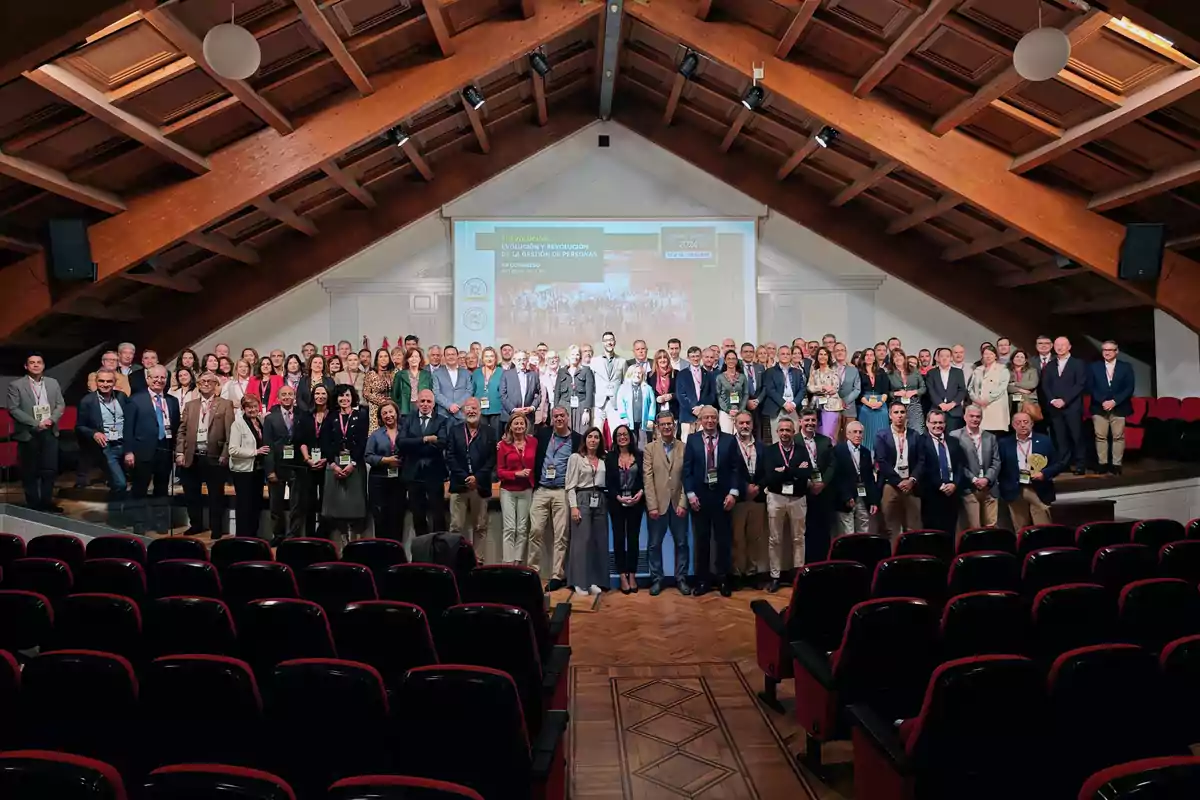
[1128,397,1150,426]
[333,601,438,693]
[6,558,72,605]
[84,535,146,567]
[0,533,25,571]
[1159,541,1200,585]
[238,598,336,676]
[275,537,338,571]
[1091,544,1157,594]
[51,593,142,660]
[341,538,408,578]
[1151,397,1183,420]
[464,564,571,652]
[380,563,461,625]
[893,530,954,562]
[0,750,127,800]
[1016,525,1075,558]
[940,591,1027,660]
[1132,518,1186,551]
[223,561,299,607]
[1180,397,1200,423]
[144,764,294,800]
[957,527,1016,556]
[1032,583,1115,662]
[830,533,894,573]
[0,590,54,654]
[1119,578,1200,653]
[1076,521,1132,558]
[143,596,237,658]
[26,534,84,575]
[947,551,1020,596]
[74,558,146,603]
[147,536,208,564]
[210,536,273,574]
[328,775,485,800]
[871,555,947,608]
[1022,547,1090,597]
[301,562,378,616]
[1161,635,1200,746]
[1078,756,1200,800]
[149,558,222,599]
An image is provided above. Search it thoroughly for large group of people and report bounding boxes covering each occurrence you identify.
[10,328,1136,599]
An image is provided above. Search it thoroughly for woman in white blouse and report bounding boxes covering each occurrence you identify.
[221,357,254,414]
[969,345,1011,434]
[169,367,200,408]
[227,394,270,539]
[566,427,608,597]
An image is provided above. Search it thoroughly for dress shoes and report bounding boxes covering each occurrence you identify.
[719,579,733,598]
[767,578,781,593]
[692,582,710,597]
[649,581,662,597]
[676,578,692,596]
[545,578,566,593]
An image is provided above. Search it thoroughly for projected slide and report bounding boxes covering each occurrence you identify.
[453,219,757,350]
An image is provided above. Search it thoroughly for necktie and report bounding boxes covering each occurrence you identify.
[284,410,293,433]
[706,435,716,471]
[421,416,429,432]
[746,368,754,394]
[937,438,950,482]
[850,445,860,472]
[153,395,165,439]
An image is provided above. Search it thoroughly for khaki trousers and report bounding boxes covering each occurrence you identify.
[881,484,922,542]
[961,488,999,530]
[1007,487,1052,530]
[500,488,532,563]
[528,487,569,580]
[450,490,489,550]
[837,499,872,535]
[1093,412,1126,466]
[766,492,807,578]
[731,500,767,576]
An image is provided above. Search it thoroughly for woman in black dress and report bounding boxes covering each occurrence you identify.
[319,384,369,544]
[296,384,331,538]
[606,424,645,594]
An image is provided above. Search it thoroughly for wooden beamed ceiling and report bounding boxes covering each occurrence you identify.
[0,0,1199,357]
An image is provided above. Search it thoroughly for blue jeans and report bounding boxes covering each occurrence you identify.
[101,443,127,499]
[647,508,690,582]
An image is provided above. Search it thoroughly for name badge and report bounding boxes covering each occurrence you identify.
[660,403,669,412]
[545,464,557,480]
[311,448,322,462]
[1019,470,1031,485]
[900,396,911,405]
[729,392,740,406]
[782,483,794,496]
[283,445,295,460]
[480,397,490,410]
[816,396,827,406]
[866,394,878,404]
[588,493,600,509]
[811,474,824,485]
[856,484,868,497]
[196,427,208,444]
[620,491,632,500]
[570,396,579,409]
[338,452,352,467]
[706,469,718,486]
[387,467,399,478]
[1011,394,1023,402]
[32,404,50,422]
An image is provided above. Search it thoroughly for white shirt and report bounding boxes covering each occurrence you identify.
[518,371,528,398]
[939,368,952,392]
[1056,356,1069,376]
[1016,436,1033,471]
[781,366,794,401]
[1105,360,1115,382]
[737,435,756,473]
[849,444,861,472]
[893,429,909,476]
[951,361,965,371]
[446,367,459,386]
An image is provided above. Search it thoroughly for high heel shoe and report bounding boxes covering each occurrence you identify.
[619,573,631,595]
[628,573,639,593]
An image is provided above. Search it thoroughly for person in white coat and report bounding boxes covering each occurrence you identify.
[592,332,627,441]
[228,394,270,538]
[616,365,657,448]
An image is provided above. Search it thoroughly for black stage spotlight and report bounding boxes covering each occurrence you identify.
[529,51,551,78]
[386,127,410,148]
[742,85,765,111]
[462,85,485,110]
[815,125,839,148]
[678,51,699,79]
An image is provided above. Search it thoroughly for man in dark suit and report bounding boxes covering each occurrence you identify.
[1041,336,1088,475]
[448,397,497,551]
[262,384,308,546]
[832,420,879,535]
[761,344,805,441]
[682,405,742,597]
[399,388,451,536]
[500,350,540,424]
[796,409,836,564]
[1088,340,1135,475]
[925,347,969,432]
[676,346,716,441]
[1033,334,1054,434]
[951,404,1001,530]
[739,342,767,439]
[874,402,924,540]
[123,365,180,535]
[128,349,158,396]
[916,409,968,535]
[730,410,766,587]
[999,411,1065,529]
[76,368,130,509]
[174,371,236,538]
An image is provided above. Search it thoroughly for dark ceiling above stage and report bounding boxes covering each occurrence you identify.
[1,0,1200,368]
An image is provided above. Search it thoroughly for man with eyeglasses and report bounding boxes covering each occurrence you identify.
[1088,340,1134,475]
[643,411,691,596]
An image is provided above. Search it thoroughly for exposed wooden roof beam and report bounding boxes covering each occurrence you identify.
[255,198,318,235]
[832,159,899,206]
[997,264,1083,288]
[1089,156,1200,211]
[1168,230,1200,250]
[695,0,713,20]
[121,271,202,292]
[943,227,1024,261]
[854,0,960,97]
[663,73,686,125]
[1012,67,1200,174]
[143,7,293,134]
[775,129,823,180]
[400,139,435,182]
[628,0,1200,331]
[0,0,135,87]
[185,232,259,264]
[293,0,372,95]
[531,70,549,126]
[1056,294,1147,315]
[321,160,377,208]
[931,10,1110,135]
[990,99,1064,139]
[25,63,210,175]
[719,103,754,152]
[62,298,141,322]
[521,0,536,18]
[0,147,125,214]
[886,194,960,234]
[777,0,820,60]
[422,0,456,57]
[0,235,42,255]
[463,95,492,154]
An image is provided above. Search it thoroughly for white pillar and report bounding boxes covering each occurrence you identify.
[1154,310,1200,397]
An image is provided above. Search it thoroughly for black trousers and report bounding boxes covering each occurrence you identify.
[690,488,732,583]
[231,469,264,538]
[129,440,174,533]
[482,414,503,441]
[609,502,644,574]
[181,455,228,537]
[408,469,447,536]
[805,491,835,563]
[18,430,58,509]
[299,468,324,538]
[369,474,407,541]
[268,467,304,541]
[1050,409,1085,468]
[921,488,960,535]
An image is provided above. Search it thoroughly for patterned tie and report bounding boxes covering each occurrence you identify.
[153,394,165,440]
[284,409,292,433]
[937,438,951,483]
[706,434,716,472]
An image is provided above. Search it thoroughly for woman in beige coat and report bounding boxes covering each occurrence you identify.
[969,345,1011,434]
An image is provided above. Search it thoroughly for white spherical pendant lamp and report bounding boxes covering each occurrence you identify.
[1013,26,1071,82]
[203,23,261,80]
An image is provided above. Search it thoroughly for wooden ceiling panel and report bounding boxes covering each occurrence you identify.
[794,158,853,195]
[70,145,186,196]
[253,20,325,81]
[1039,149,1140,194]
[0,78,76,145]
[879,61,973,118]
[1070,26,1186,95]
[1122,192,1200,231]
[961,103,1057,153]
[59,20,178,91]
[871,175,935,212]
[1096,120,1200,173]
[18,116,131,173]
[172,0,293,37]
[260,59,353,116]
[164,99,265,155]
[713,0,791,39]
[798,19,886,78]
[938,206,1008,240]
[114,67,228,127]
[915,218,966,248]
[914,21,1010,86]
[445,0,508,35]
[825,0,919,42]
[1007,76,1112,128]
[806,144,868,184]
[956,0,1073,43]
[327,0,416,38]
[349,15,435,73]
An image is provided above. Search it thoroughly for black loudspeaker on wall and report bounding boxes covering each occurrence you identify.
[45,218,96,282]
[1118,222,1165,281]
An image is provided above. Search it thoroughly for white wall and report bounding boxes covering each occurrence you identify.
[192,121,1000,360]
[1064,478,1200,524]
[1155,310,1200,397]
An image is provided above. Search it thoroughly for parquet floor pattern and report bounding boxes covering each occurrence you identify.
[564,586,854,800]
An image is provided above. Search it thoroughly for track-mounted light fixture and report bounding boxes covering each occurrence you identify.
[678,51,699,79]
[741,85,765,111]
[529,51,551,78]
[815,125,839,148]
[386,127,410,148]
[462,85,485,110]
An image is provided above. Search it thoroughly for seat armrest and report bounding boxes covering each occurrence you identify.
[549,601,571,637]
[790,639,835,689]
[848,703,912,773]
[542,645,571,693]
[751,599,786,638]
[531,709,570,779]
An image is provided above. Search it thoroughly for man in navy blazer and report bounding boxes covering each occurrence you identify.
[683,406,742,597]
[831,420,878,535]
[500,350,540,423]
[999,411,1065,529]
[874,402,923,540]
[1040,336,1088,475]
[676,346,716,440]
[1088,340,1135,475]
[761,344,805,440]
[77,368,130,506]
[915,410,969,535]
[399,389,452,536]
[122,365,180,535]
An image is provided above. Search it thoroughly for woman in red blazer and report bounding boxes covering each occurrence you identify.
[249,356,284,413]
[496,413,537,565]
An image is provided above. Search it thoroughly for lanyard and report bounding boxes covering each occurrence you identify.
[1018,438,1032,464]
[30,378,47,406]
[969,432,982,462]
[339,412,351,439]
[803,437,817,462]
[314,412,325,435]
[99,393,119,428]
[778,443,794,465]
[199,397,213,427]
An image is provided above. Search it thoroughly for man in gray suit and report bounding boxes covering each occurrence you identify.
[7,353,65,512]
[834,342,861,428]
[951,404,1001,531]
[500,350,541,423]
[739,342,767,438]
[433,345,472,421]
[592,332,626,437]
[927,347,969,432]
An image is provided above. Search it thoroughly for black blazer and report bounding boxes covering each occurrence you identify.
[605,448,646,503]
[447,422,497,497]
[262,405,308,475]
[830,441,880,509]
[874,428,923,488]
[318,408,369,467]
[759,440,813,496]
[1040,356,1088,413]
[122,391,180,461]
[398,410,451,482]
[77,391,129,443]
[296,376,338,414]
[533,427,582,487]
[916,434,969,497]
[732,439,767,503]
[925,368,969,420]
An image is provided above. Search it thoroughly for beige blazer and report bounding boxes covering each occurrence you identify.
[643,437,686,515]
[175,395,236,467]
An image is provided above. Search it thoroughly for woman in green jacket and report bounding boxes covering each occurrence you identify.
[392,346,433,419]
[472,346,504,439]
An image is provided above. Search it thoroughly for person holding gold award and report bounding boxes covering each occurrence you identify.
[998,411,1063,528]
